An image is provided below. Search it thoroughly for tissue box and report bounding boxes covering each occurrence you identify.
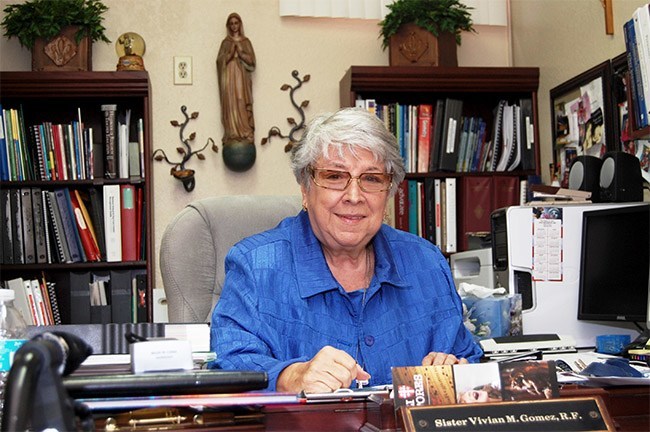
[462,294,522,341]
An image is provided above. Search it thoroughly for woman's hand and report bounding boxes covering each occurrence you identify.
[421,352,468,366]
[277,346,371,394]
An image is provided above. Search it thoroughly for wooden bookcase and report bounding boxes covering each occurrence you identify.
[340,66,541,252]
[0,71,154,323]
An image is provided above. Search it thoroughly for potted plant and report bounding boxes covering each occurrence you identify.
[1,0,110,71]
[379,0,475,67]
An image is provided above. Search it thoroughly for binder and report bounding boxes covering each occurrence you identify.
[444,178,457,254]
[110,270,133,323]
[69,189,101,262]
[10,188,23,264]
[46,190,70,263]
[56,271,91,324]
[31,187,47,263]
[519,98,536,171]
[20,187,35,264]
[438,98,463,172]
[54,188,84,262]
[0,188,13,264]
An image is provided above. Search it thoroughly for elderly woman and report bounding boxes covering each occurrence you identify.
[211,108,482,393]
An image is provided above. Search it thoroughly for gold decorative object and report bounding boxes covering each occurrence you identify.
[116,32,146,71]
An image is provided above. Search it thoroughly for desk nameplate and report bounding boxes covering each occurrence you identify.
[400,397,614,432]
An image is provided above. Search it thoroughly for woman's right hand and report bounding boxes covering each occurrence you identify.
[277,346,370,394]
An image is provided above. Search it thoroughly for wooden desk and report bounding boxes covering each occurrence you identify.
[93,385,649,431]
[262,385,649,432]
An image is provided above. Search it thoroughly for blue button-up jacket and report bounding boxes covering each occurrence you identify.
[210,211,483,390]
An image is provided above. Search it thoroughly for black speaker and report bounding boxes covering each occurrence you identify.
[599,151,644,202]
[568,155,603,202]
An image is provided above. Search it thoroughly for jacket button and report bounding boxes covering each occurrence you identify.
[364,335,375,346]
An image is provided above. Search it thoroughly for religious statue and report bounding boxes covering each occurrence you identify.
[217,12,256,171]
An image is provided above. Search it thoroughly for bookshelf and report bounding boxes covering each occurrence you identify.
[340,66,541,253]
[0,71,154,324]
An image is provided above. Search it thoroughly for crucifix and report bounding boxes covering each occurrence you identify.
[601,0,614,35]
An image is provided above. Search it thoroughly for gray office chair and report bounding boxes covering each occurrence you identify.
[159,195,302,323]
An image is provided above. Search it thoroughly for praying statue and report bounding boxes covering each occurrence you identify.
[217,12,257,171]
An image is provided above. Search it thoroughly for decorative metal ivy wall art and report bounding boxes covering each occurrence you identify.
[152,105,218,192]
[261,70,310,152]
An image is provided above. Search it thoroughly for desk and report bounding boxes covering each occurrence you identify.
[92,385,649,431]
[261,386,649,431]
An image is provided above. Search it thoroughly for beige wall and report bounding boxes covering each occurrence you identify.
[2,0,644,295]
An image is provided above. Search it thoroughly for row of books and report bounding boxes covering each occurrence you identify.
[0,104,144,182]
[624,4,650,129]
[4,275,61,326]
[395,178,458,254]
[0,184,145,265]
[3,271,147,325]
[359,98,535,174]
[393,176,522,253]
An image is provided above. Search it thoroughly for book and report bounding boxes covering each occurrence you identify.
[434,178,442,249]
[101,104,117,179]
[423,177,436,244]
[69,189,101,262]
[394,179,409,232]
[416,104,433,173]
[633,6,650,126]
[120,184,137,261]
[407,180,419,235]
[31,187,47,263]
[103,184,122,262]
[444,177,457,253]
[0,104,8,181]
[625,18,647,128]
[128,141,140,178]
[428,99,446,171]
[38,275,55,326]
[29,279,47,326]
[6,277,35,325]
[87,188,106,259]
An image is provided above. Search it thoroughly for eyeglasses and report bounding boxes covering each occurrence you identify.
[309,167,393,193]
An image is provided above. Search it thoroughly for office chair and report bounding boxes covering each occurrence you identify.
[159,195,302,323]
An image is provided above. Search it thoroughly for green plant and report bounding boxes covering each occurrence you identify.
[379,0,475,49]
[1,0,110,49]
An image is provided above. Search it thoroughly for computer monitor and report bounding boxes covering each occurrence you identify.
[577,204,650,325]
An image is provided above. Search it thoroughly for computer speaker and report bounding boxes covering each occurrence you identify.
[599,151,644,202]
[568,155,603,202]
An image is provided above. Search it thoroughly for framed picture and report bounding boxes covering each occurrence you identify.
[549,60,614,187]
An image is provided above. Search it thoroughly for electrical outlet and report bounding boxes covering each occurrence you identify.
[174,56,192,85]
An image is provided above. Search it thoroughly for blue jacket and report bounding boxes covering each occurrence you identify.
[210,211,483,390]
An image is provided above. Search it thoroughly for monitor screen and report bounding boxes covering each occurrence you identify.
[577,204,650,323]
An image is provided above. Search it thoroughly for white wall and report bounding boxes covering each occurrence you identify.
[0,0,510,293]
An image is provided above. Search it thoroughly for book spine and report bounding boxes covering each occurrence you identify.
[120,184,137,261]
[103,184,122,262]
[416,104,433,173]
[394,180,408,232]
[101,104,117,179]
[7,278,34,325]
[445,178,457,253]
[0,105,8,181]
[407,180,418,235]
